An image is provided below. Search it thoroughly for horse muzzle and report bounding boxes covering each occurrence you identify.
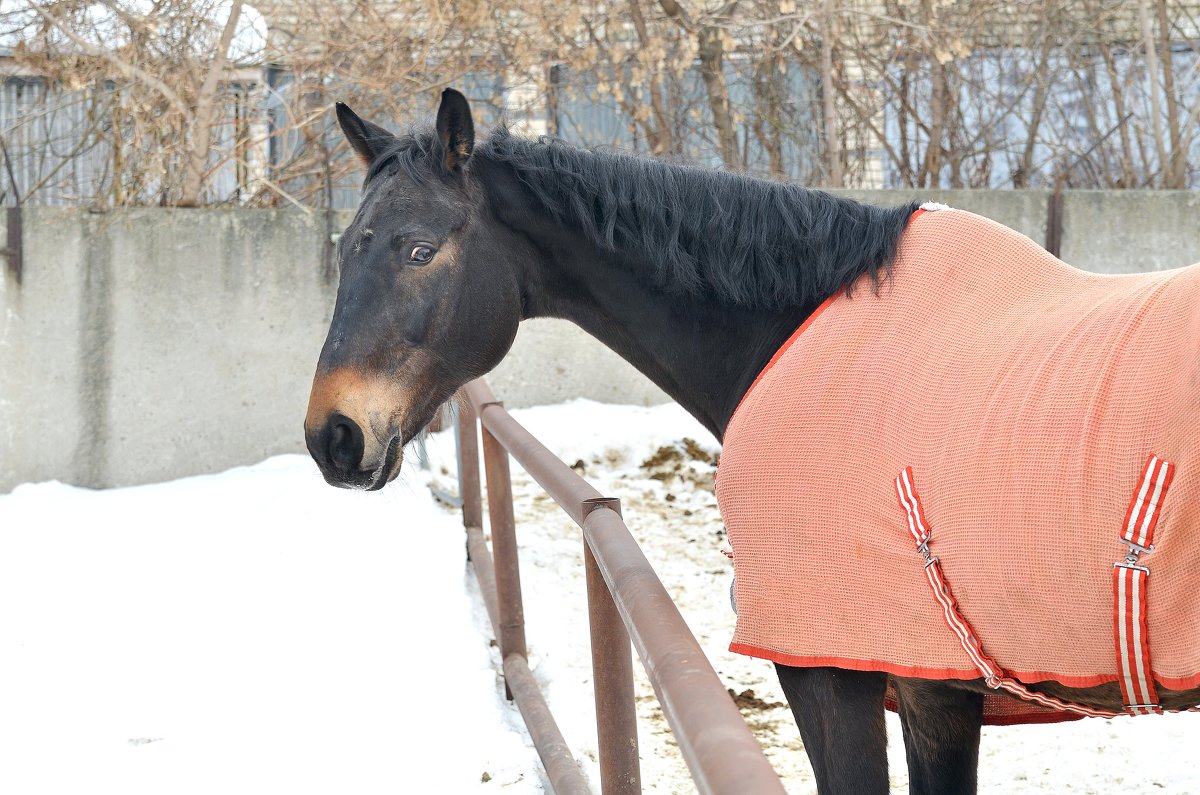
[305,412,403,490]
[306,366,416,490]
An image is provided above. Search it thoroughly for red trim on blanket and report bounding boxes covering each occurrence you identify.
[728,643,1158,691]
[730,643,983,679]
[726,289,843,431]
[726,207,932,433]
[1155,672,1200,690]
[732,644,1084,725]
[977,712,1084,726]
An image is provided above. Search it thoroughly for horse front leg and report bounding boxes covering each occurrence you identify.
[775,664,889,795]
[893,677,983,795]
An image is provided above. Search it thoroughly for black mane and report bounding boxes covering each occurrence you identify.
[372,128,917,310]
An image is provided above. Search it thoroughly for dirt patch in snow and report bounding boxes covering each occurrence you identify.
[730,687,786,713]
[639,439,718,493]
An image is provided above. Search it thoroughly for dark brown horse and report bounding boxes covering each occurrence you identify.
[304,89,1200,794]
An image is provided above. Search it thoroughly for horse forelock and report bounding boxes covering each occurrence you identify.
[362,128,446,187]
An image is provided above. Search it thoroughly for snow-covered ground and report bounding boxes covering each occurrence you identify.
[2,399,1198,794]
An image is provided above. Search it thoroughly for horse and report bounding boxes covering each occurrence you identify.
[304,88,1200,794]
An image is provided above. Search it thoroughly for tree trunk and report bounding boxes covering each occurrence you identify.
[1016,12,1053,188]
[921,61,947,188]
[1137,0,1170,188]
[752,52,785,178]
[819,0,842,186]
[1154,0,1184,187]
[1096,39,1139,187]
[628,0,675,155]
[697,20,739,168]
[179,0,244,206]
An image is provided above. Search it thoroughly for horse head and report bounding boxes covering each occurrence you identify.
[305,90,525,489]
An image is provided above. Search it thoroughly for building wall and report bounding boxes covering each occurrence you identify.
[2,192,1198,491]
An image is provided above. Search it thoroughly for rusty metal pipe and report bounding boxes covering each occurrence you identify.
[464,380,602,526]
[583,507,787,795]
[456,394,484,530]
[460,378,783,792]
[467,517,589,790]
[463,377,501,408]
[460,516,588,792]
[586,534,641,795]
[482,425,528,680]
[465,523,500,640]
[503,653,593,795]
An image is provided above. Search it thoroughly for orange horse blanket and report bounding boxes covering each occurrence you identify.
[717,208,1200,724]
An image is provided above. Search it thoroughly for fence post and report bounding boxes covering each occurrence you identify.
[456,395,483,531]
[481,407,528,699]
[1044,177,1064,258]
[583,498,641,795]
[2,206,21,283]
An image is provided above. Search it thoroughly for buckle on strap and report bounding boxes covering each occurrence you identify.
[1124,539,1155,556]
[1119,539,1154,567]
[1114,560,1150,574]
[1115,536,1155,571]
[916,539,939,569]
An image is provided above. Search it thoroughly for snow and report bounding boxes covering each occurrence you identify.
[3,399,1199,793]
[0,457,540,793]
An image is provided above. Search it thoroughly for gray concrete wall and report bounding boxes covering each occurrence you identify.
[2,192,1197,491]
[1,208,353,492]
[1060,191,1200,273]
[833,188,1052,245]
[833,189,1200,273]
[0,206,666,492]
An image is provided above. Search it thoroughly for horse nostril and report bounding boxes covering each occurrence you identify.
[326,413,365,472]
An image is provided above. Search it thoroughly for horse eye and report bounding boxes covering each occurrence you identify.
[408,244,436,264]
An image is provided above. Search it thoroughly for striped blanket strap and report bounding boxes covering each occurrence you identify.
[895,467,1125,719]
[1112,454,1175,715]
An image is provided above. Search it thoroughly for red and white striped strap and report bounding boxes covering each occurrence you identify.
[1120,454,1174,551]
[895,467,1122,719]
[1113,454,1175,715]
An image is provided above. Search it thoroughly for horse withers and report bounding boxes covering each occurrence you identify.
[305,88,1200,794]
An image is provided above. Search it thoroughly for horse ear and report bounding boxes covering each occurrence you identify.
[436,88,474,172]
[336,102,396,166]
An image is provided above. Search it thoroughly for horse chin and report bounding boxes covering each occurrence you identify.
[360,403,440,491]
[365,434,404,491]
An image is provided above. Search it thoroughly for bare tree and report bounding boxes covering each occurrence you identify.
[6,0,1200,206]
[659,0,742,169]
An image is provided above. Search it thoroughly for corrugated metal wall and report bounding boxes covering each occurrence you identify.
[0,77,112,206]
[1,75,258,207]
[3,63,821,209]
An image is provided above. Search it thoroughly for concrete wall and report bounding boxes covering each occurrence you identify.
[0,207,667,492]
[2,192,1198,491]
[1059,191,1200,272]
[1,208,349,491]
[833,189,1200,274]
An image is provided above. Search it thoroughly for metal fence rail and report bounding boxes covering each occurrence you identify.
[453,379,785,795]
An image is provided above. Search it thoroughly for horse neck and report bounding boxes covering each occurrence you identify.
[472,147,875,438]
[491,210,812,439]
[470,136,915,437]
